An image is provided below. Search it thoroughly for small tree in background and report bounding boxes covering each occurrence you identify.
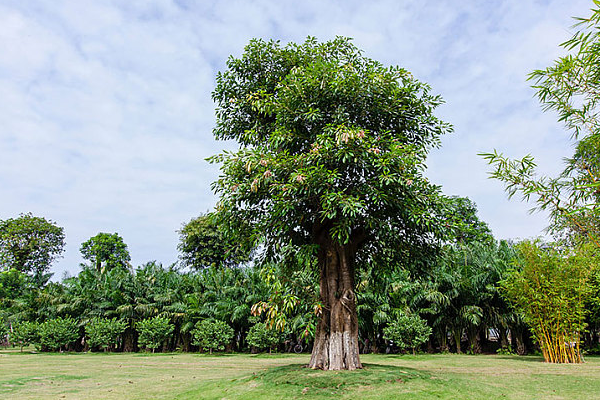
[86,318,127,352]
[136,316,174,353]
[191,320,234,354]
[80,232,131,273]
[178,214,250,270]
[0,213,65,287]
[501,241,593,363]
[246,322,281,354]
[383,313,432,355]
[11,321,39,351]
[36,317,79,352]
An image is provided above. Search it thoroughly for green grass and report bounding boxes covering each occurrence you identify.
[1,348,600,399]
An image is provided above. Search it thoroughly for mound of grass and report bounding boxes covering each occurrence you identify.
[178,363,430,399]
[249,363,427,395]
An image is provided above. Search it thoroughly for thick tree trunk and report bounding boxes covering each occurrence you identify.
[308,239,362,370]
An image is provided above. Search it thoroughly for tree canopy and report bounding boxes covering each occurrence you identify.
[442,196,493,245]
[211,37,451,256]
[178,214,250,269]
[80,232,131,273]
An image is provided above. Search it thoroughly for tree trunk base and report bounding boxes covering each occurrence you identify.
[309,331,362,370]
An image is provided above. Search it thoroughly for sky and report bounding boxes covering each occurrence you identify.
[0,0,593,278]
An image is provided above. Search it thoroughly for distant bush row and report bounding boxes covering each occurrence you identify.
[6,317,279,354]
[5,313,431,355]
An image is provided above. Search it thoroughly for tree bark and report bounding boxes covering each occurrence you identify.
[511,327,527,355]
[308,237,362,370]
[123,325,136,352]
[427,336,435,353]
[438,328,449,353]
[453,329,462,354]
[467,327,482,354]
[499,327,509,351]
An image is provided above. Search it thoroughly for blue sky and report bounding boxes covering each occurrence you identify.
[0,0,592,277]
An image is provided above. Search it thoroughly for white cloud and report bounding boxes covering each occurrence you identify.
[0,0,593,276]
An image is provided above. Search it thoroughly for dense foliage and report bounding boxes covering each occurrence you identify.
[80,233,131,273]
[1,224,599,358]
[501,242,594,363]
[10,321,38,351]
[137,316,174,352]
[210,36,450,257]
[383,313,432,355]
[178,214,250,270]
[0,213,65,287]
[192,319,234,354]
[246,322,282,353]
[37,317,79,352]
[85,318,128,351]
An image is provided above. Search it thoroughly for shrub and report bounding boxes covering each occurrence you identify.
[496,346,515,355]
[85,318,127,351]
[501,241,593,363]
[136,316,174,352]
[11,321,39,351]
[37,317,80,352]
[191,320,234,354]
[383,313,432,355]
[246,322,281,353]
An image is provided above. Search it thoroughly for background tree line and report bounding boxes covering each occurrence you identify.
[2,208,599,356]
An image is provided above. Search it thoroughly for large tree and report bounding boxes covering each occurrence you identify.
[210,37,451,370]
[0,213,65,286]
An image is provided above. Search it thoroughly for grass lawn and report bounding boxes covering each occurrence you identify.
[1,348,599,399]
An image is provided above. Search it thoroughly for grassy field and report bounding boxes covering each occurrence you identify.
[1,349,599,400]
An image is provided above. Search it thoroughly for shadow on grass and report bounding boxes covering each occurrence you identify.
[130,352,234,358]
[493,355,546,363]
[380,352,549,364]
[249,352,306,359]
[0,375,90,395]
[190,352,238,357]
